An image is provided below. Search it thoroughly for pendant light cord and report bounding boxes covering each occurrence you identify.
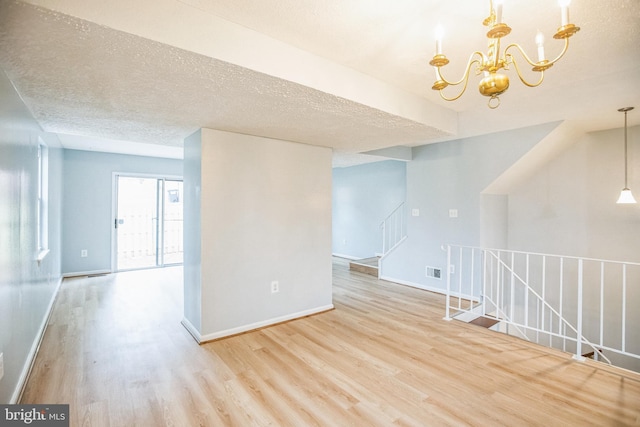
[624,110,628,188]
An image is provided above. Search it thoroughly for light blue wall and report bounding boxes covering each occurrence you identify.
[62,150,182,274]
[381,123,559,291]
[332,160,406,259]
[183,130,202,331]
[0,70,63,403]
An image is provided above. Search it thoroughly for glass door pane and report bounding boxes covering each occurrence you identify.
[163,180,183,265]
[116,176,159,270]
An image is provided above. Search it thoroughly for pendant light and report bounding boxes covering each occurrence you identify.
[616,107,636,204]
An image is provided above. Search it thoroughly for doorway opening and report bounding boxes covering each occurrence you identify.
[113,175,183,271]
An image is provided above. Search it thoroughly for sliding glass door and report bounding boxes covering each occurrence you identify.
[114,175,183,271]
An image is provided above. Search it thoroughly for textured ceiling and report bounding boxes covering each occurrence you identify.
[1,0,639,165]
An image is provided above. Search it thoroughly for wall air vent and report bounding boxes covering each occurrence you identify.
[426,266,442,279]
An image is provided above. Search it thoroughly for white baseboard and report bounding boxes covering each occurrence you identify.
[379,275,479,302]
[62,269,111,278]
[181,317,202,343]
[195,304,335,344]
[11,276,63,404]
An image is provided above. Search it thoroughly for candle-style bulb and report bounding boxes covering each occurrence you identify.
[535,31,545,61]
[434,25,444,55]
[558,0,571,26]
[495,0,504,24]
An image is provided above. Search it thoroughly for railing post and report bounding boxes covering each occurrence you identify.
[510,252,515,323]
[444,244,452,321]
[381,222,386,255]
[482,250,487,316]
[573,259,585,361]
[458,247,463,310]
[496,251,501,318]
[560,257,565,351]
[525,254,529,330]
[622,264,627,353]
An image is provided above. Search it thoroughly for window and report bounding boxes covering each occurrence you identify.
[37,140,49,262]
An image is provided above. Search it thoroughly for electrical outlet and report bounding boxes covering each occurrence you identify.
[0,352,4,381]
[271,281,279,293]
[81,249,88,258]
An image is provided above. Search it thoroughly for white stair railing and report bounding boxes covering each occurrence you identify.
[443,245,640,372]
[380,202,406,255]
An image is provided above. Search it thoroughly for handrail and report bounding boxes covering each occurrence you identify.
[485,250,612,365]
[443,245,639,371]
[380,202,406,256]
[446,244,640,267]
[483,294,531,341]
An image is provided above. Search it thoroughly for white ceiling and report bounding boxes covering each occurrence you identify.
[1,0,639,166]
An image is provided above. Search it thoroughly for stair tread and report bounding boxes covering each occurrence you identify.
[350,257,379,267]
[349,257,379,277]
[469,316,501,329]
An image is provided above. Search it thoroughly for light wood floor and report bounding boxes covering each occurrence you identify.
[21,259,640,426]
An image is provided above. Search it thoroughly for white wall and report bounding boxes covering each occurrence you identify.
[508,126,640,261]
[184,128,333,341]
[0,70,63,403]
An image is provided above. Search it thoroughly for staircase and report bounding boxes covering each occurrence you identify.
[443,245,640,373]
[349,257,379,277]
[346,203,407,278]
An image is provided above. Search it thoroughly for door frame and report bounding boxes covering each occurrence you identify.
[111,172,183,273]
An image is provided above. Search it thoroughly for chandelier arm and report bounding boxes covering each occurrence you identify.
[504,43,539,68]
[504,37,570,69]
[438,56,484,102]
[508,54,545,88]
[545,37,571,66]
[437,52,485,87]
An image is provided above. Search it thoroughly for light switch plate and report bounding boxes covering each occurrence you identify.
[449,209,458,218]
[412,209,420,217]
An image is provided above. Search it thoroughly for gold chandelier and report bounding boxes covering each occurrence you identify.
[430,0,580,108]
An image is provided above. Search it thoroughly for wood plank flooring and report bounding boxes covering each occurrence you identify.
[21,259,640,426]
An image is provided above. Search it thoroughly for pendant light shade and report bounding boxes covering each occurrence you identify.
[616,107,636,204]
[617,188,637,204]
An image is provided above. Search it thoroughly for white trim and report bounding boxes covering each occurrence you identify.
[36,248,50,265]
[62,269,111,278]
[197,304,335,343]
[379,275,479,302]
[378,235,407,278]
[111,172,118,273]
[11,276,63,403]
[331,253,361,260]
[112,172,184,272]
[181,317,202,343]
